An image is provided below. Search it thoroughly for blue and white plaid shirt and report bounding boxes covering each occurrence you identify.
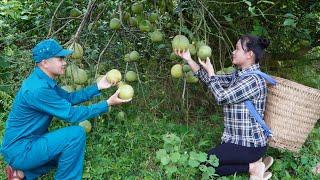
[195,64,268,147]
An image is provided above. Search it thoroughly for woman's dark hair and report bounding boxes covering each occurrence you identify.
[240,34,270,63]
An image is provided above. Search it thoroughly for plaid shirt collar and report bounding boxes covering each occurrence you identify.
[238,63,260,77]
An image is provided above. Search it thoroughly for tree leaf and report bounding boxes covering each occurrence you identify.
[283,18,296,27]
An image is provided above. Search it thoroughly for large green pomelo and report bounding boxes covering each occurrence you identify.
[124,53,130,62]
[109,18,121,30]
[106,69,122,84]
[139,20,152,32]
[129,17,138,26]
[131,2,143,14]
[170,52,178,61]
[188,44,196,55]
[79,120,92,133]
[123,12,131,22]
[73,68,88,84]
[66,64,79,78]
[129,51,140,61]
[216,66,236,74]
[150,30,163,42]
[186,71,199,83]
[119,84,134,100]
[197,45,212,60]
[149,12,158,23]
[196,41,205,50]
[172,35,190,51]
[70,8,82,17]
[171,64,183,78]
[183,64,191,72]
[125,71,138,82]
[68,42,83,59]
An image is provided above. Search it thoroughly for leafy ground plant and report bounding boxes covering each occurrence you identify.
[156,133,219,179]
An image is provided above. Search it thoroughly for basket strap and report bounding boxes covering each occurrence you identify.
[244,100,273,137]
[246,70,277,85]
[240,70,277,138]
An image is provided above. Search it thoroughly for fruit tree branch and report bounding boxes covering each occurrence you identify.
[47,0,65,38]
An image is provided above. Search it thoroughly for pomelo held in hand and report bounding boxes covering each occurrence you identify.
[119,84,134,100]
[171,64,183,78]
[171,35,190,51]
[197,45,212,60]
[106,69,122,84]
[79,120,92,133]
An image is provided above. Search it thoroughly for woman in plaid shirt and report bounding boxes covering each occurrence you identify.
[175,35,273,179]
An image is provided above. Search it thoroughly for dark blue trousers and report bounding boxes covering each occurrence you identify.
[207,143,267,176]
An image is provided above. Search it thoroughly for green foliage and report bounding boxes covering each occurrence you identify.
[156,133,219,179]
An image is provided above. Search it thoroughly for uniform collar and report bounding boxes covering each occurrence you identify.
[238,64,260,76]
[34,67,57,88]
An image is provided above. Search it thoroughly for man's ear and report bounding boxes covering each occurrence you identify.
[38,60,48,68]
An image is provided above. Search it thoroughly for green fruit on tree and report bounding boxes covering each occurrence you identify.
[116,111,126,120]
[72,68,88,84]
[196,41,205,50]
[150,30,163,42]
[139,20,152,32]
[183,64,191,72]
[186,71,199,83]
[123,12,131,22]
[124,53,130,62]
[119,84,134,100]
[70,8,82,17]
[149,12,158,22]
[61,85,74,92]
[188,44,196,55]
[66,64,79,78]
[129,17,138,26]
[197,45,212,60]
[129,51,140,61]
[216,66,235,74]
[125,71,138,82]
[172,35,190,51]
[170,52,178,61]
[131,2,143,14]
[79,120,92,133]
[109,18,121,30]
[68,42,83,59]
[106,69,122,84]
[171,64,183,78]
[97,3,106,11]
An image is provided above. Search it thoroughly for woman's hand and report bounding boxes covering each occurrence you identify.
[107,90,132,106]
[174,49,192,62]
[97,74,115,90]
[198,57,215,77]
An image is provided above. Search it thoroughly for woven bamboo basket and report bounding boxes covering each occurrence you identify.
[264,76,320,152]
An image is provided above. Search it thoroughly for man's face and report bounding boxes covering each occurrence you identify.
[42,57,67,77]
